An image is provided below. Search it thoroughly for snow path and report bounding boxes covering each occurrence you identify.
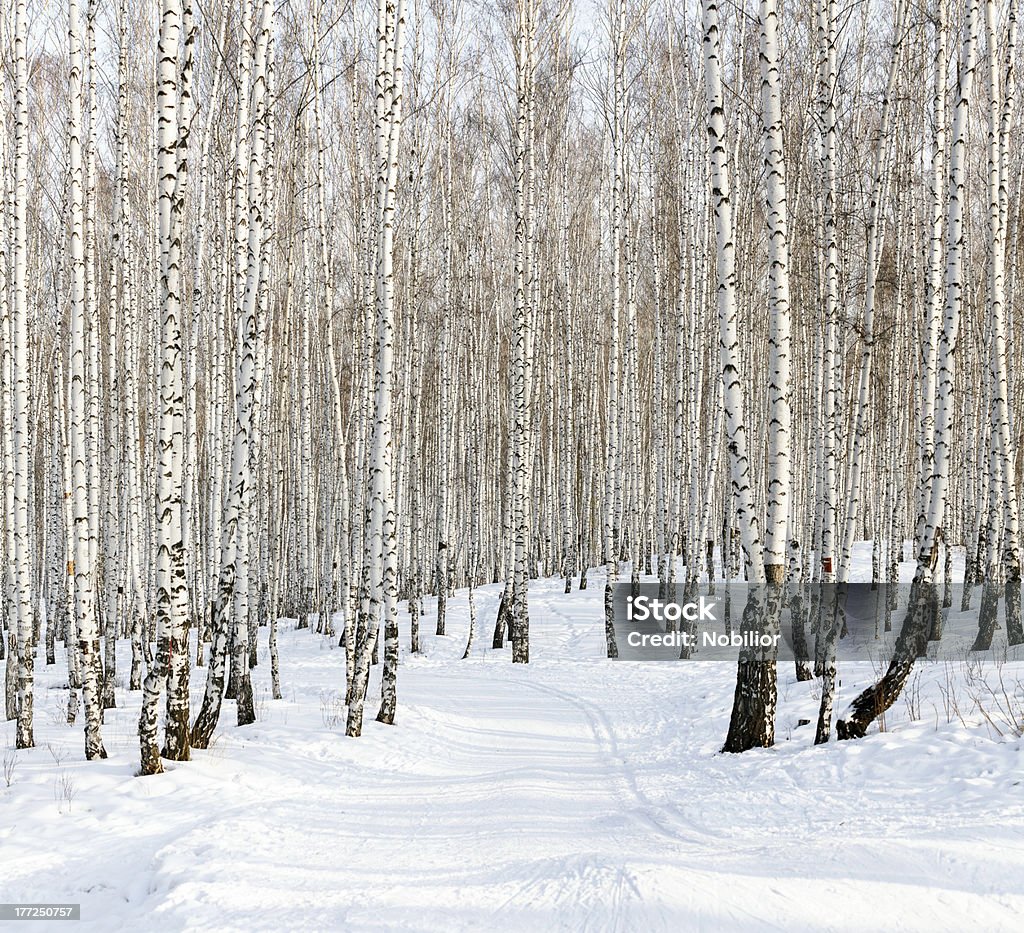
[3,552,1024,931]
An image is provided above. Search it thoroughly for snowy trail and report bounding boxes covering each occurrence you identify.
[4,557,1024,931]
[4,588,685,931]
[147,667,690,930]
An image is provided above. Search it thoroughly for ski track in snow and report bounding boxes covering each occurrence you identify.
[3,543,1024,932]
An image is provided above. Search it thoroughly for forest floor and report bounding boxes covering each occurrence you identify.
[2,544,1024,932]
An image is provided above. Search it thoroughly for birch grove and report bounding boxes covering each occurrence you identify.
[0,0,1022,771]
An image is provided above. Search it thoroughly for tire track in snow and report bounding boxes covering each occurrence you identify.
[521,591,715,849]
[501,675,709,851]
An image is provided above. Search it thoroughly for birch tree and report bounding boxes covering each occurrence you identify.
[837,0,982,740]
[139,0,196,775]
[756,0,792,746]
[700,0,771,753]
[347,0,408,736]
[11,0,34,750]
[67,0,107,761]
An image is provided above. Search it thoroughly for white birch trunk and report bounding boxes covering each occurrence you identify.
[68,0,106,761]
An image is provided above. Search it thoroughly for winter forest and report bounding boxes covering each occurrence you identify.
[2,0,1024,927]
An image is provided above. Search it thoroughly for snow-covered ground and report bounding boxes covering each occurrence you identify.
[3,543,1024,932]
